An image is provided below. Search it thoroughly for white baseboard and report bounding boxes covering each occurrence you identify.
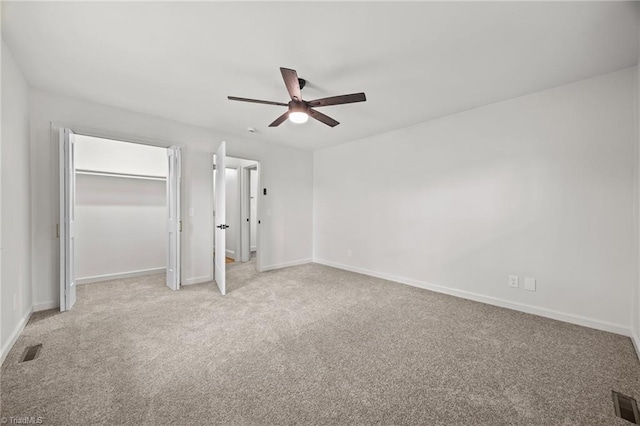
[313,258,631,337]
[183,275,212,286]
[261,258,312,272]
[631,331,640,361]
[251,246,257,252]
[225,249,235,258]
[77,267,166,285]
[34,301,58,312]
[1,306,34,366]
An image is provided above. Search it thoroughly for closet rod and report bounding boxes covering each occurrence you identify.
[75,169,166,181]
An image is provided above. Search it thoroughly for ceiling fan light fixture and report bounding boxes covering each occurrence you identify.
[288,101,309,124]
[289,111,308,124]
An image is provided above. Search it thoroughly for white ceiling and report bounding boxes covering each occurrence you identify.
[3,1,638,151]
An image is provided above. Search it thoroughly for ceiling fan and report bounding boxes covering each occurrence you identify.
[227,67,366,128]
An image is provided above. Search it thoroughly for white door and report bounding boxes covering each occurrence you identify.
[214,142,227,295]
[59,128,77,311]
[166,146,182,291]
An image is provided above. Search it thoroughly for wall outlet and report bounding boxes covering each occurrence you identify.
[508,275,519,288]
[524,277,536,292]
[347,249,352,257]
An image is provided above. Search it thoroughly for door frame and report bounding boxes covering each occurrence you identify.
[53,123,182,309]
[241,164,258,262]
[222,164,241,262]
[211,153,263,275]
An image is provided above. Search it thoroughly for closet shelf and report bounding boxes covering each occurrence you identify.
[75,169,166,181]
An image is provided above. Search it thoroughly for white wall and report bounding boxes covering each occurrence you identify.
[75,176,166,282]
[225,168,238,258]
[29,89,313,307]
[75,134,167,177]
[314,68,637,335]
[74,137,167,282]
[1,41,32,362]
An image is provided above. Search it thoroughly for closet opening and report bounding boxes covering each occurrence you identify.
[66,134,175,305]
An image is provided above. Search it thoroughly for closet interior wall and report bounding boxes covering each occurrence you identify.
[74,135,168,284]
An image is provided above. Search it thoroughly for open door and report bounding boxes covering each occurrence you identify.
[214,142,227,295]
[166,146,182,290]
[59,128,77,311]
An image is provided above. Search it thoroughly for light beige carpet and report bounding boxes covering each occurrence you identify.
[1,260,639,425]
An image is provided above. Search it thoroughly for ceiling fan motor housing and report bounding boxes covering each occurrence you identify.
[288,100,308,115]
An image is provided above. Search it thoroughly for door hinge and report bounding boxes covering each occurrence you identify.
[56,224,60,238]
[179,221,183,232]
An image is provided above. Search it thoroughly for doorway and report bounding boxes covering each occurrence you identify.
[58,128,182,311]
[74,135,167,285]
[212,145,261,295]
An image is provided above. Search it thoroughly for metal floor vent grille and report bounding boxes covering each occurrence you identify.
[20,344,42,363]
[613,391,640,424]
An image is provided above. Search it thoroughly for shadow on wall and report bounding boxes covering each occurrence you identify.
[76,174,166,206]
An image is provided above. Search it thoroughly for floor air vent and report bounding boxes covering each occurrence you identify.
[613,391,640,424]
[20,344,42,363]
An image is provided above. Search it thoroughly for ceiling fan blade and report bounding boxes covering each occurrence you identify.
[280,67,302,101]
[308,92,367,107]
[268,111,289,127]
[228,96,288,107]
[308,108,339,127]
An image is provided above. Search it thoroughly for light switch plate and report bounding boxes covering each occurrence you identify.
[524,277,536,292]
[508,275,519,288]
